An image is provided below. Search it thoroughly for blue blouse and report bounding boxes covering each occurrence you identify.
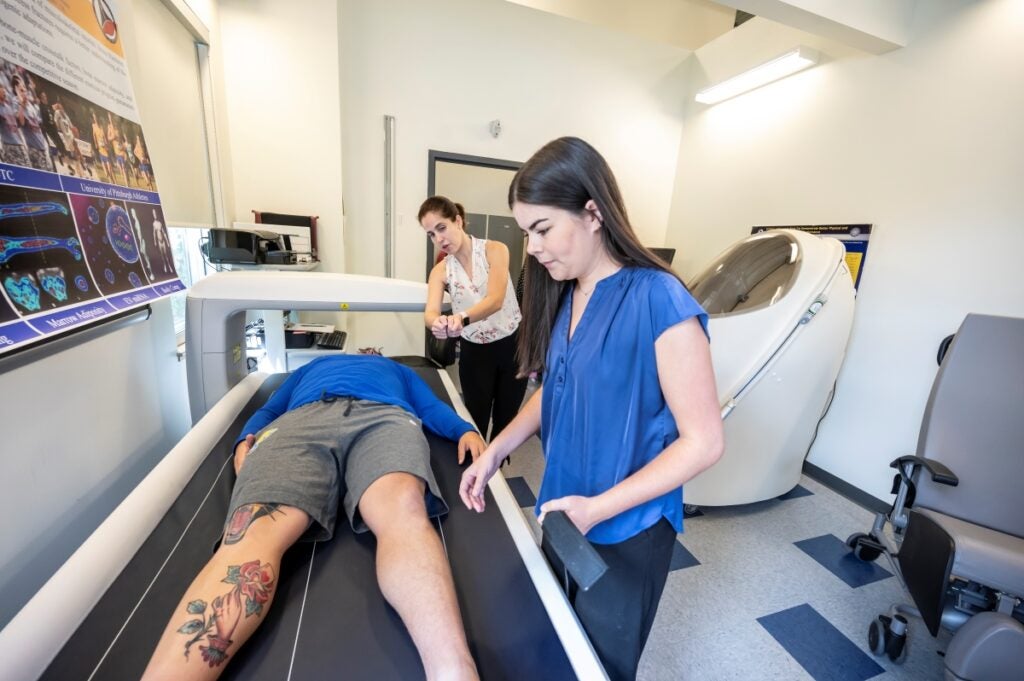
[538,267,708,544]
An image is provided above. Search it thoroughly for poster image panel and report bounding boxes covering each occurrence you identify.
[124,201,174,283]
[47,0,126,60]
[1,56,159,193]
[0,61,54,173]
[70,194,149,295]
[0,184,99,315]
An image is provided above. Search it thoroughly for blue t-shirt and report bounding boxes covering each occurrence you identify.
[237,355,476,445]
[538,267,708,544]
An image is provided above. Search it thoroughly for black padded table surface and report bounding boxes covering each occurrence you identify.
[44,366,578,680]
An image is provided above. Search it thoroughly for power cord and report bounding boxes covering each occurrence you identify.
[803,378,838,459]
[198,234,226,273]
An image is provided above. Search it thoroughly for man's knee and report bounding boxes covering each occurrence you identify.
[221,503,310,551]
[359,472,429,533]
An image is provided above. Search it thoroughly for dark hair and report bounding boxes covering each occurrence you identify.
[509,136,681,375]
[417,195,465,224]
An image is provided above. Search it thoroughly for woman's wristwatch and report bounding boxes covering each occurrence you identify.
[461,314,471,327]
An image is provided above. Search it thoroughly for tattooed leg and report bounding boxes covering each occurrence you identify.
[141,504,309,681]
[176,559,275,666]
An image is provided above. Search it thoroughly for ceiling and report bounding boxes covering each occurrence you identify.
[504,0,914,56]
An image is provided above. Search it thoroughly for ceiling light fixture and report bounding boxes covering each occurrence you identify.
[695,46,820,105]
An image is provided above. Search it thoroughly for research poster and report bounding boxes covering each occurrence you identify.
[752,224,872,291]
[0,0,183,356]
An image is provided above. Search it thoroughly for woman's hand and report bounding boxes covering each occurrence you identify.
[233,434,255,475]
[539,495,605,536]
[457,431,485,464]
[459,448,504,512]
[430,315,450,339]
[446,315,465,337]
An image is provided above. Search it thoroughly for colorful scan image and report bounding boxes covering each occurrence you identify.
[124,201,176,282]
[0,185,97,315]
[70,194,150,295]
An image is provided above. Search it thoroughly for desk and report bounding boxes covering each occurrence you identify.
[258,313,348,373]
[285,347,347,371]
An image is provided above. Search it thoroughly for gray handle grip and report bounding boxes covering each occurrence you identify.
[542,511,608,591]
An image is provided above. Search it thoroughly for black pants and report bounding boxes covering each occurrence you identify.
[544,518,676,681]
[458,332,527,439]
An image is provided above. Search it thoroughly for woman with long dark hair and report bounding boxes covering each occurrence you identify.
[459,137,723,681]
[419,195,527,439]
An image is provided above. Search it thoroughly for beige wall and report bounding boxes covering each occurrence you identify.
[217,0,345,276]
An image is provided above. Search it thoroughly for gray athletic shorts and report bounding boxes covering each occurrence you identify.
[226,398,448,541]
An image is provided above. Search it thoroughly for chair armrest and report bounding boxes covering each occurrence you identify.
[889,455,959,486]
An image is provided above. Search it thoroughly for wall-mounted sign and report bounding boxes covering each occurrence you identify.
[0,0,183,356]
[752,224,872,291]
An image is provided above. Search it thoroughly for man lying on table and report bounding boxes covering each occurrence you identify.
[144,354,484,681]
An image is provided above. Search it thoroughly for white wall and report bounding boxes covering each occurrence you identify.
[339,0,690,354]
[666,0,1024,501]
[181,0,216,30]
[217,0,345,278]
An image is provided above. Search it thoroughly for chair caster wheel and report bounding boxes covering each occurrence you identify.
[847,532,882,562]
[867,614,908,663]
[868,615,887,655]
[684,504,700,517]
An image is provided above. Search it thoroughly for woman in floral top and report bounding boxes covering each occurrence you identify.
[420,195,527,439]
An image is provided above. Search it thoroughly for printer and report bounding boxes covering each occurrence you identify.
[205,228,293,264]
[234,220,315,264]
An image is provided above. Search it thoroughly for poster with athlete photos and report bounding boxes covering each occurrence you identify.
[0,0,184,355]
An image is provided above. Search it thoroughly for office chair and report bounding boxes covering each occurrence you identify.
[847,314,1024,679]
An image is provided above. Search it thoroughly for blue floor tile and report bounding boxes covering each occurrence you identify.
[669,540,700,572]
[795,534,892,588]
[758,603,884,681]
[778,484,814,500]
[505,476,536,508]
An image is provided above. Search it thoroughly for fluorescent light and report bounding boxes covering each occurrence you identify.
[695,46,820,105]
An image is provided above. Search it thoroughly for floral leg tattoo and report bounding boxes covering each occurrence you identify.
[176,560,275,667]
[224,503,282,545]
